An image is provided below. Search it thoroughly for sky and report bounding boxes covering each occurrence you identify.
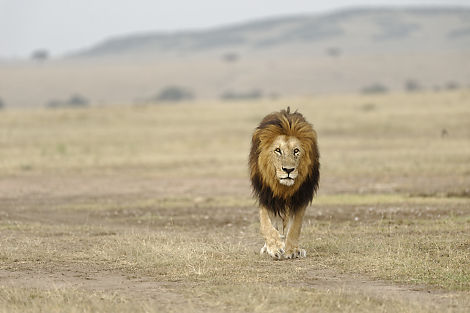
[0,0,469,58]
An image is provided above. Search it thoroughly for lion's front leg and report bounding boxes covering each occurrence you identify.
[259,206,285,259]
[284,206,307,259]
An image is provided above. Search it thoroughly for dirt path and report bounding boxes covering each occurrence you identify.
[0,269,185,304]
[1,266,467,312]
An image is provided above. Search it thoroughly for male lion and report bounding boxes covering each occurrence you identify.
[249,107,319,259]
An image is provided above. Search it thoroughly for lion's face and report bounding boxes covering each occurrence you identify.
[250,108,319,205]
[270,135,303,187]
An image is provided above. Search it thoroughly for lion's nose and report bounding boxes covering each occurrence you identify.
[282,167,295,174]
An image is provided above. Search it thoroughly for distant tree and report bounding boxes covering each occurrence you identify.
[0,97,4,110]
[154,86,194,102]
[405,79,422,92]
[445,81,459,90]
[45,94,89,108]
[68,94,89,107]
[31,49,49,62]
[220,89,263,100]
[326,47,342,57]
[222,52,239,63]
[361,83,388,94]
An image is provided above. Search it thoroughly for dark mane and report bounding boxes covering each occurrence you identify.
[250,171,319,216]
[249,107,320,216]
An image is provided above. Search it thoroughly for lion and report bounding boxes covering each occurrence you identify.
[249,107,319,259]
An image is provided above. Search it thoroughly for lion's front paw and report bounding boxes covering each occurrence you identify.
[260,242,285,260]
[284,247,306,259]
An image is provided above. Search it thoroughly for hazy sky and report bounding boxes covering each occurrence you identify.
[0,0,469,58]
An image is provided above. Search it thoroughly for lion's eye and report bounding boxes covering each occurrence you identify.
[293,148,300,155]
[274,148,282,155]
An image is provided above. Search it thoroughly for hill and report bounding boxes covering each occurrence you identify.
[1,7,469,108]
[76,7,470,57]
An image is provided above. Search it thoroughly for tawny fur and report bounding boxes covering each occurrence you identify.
[249,107,319,259]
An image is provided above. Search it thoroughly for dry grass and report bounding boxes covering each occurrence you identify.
[0,285,432,313]
[1,91,469,181]
[0,288,150,313]
[306,216,470,290]
[1,90,470,312]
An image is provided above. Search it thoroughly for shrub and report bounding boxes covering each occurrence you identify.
[31,49,49,62]
[68,94,89,107]
[445,81,459,90]
[220,89,262,100]
[46,94,89,108]
[326,47,342,57]
[405,79,422,92]
[361,83,388,94]
[222,52,239,63]
[154,86,194,102]
[0,98,4,110]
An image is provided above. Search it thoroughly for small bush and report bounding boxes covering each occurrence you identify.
[405,79,422,92]
[220,89,262,100]
[31,49,49,62]
[361,83,388,94]
[46,94,89,108]
[154,86,194,102]
[0,97,4,110]
[222,52,239,63]
[326,47,342,57]
[68,94,89,107]
[445,81,459,90]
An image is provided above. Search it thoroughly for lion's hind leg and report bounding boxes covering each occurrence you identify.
[284,206,307,259]
[259,206,285,259]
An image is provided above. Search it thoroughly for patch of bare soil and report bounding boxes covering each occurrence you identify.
[1,267,467,312]
[0,173,250,200]
[309,203,470,223]
[0,269,180,302]
[0,269,211,312]
[1,173,468,227]
[2,171,469,201]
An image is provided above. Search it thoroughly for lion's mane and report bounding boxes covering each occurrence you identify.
[249,108,320,216]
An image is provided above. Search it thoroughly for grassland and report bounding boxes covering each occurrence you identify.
[0,90,470,312]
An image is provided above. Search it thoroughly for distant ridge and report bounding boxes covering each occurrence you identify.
[74,7,470,57]
[2,6,470,108]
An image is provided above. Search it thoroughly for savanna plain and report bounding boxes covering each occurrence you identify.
[0,91,469,312]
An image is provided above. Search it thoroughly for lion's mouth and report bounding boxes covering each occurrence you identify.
[279,177,295,186]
